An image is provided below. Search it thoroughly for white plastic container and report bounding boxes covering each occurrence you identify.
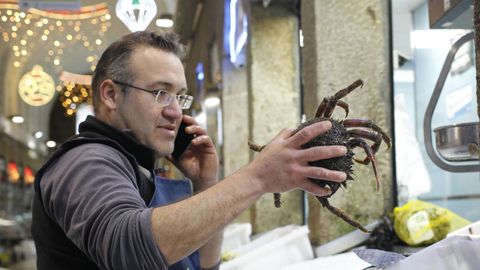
[222,223,252,253]
[220,225,314,270]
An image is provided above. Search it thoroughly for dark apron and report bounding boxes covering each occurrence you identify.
[148,176,200,270]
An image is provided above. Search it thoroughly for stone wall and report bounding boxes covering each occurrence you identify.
[301,0,394,245]
[222,59,251,223]
[247,3,303,233]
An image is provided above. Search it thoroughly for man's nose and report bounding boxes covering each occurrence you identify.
[162,99,183,119]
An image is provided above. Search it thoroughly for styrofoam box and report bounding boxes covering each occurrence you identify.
[220,225,314,270]
[279,252,371,270]
[447,219,480,239]
[222,223,252,253]
[314,220,380,257]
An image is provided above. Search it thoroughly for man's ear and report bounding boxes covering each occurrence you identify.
[99,79,120,110]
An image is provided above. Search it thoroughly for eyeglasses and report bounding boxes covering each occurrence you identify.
[112,80,194,110]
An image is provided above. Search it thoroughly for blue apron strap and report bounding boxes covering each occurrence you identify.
[149,176,201,270]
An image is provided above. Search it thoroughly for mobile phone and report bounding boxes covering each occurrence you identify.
[172,121,195,160]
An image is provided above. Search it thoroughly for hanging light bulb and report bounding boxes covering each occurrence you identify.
[115,0,157,32]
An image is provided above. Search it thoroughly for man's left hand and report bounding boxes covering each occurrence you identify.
[169,115,219,192]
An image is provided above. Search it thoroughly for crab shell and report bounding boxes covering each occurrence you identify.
[294,117,355,196]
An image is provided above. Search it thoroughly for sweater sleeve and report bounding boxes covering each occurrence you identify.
[40,143,167,270]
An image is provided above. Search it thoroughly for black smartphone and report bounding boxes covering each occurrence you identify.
[172,121,195,160]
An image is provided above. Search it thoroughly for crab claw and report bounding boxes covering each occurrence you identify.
[370,156,380,192]
[348,138,380,192]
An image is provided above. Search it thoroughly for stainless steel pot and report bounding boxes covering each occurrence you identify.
[434,122,480,161]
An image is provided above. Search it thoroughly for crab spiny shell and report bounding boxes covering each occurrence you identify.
[294,117,355,195]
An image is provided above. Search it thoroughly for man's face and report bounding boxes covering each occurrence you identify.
[115,46,186,156]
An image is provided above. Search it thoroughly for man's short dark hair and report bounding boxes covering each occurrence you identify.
[91,31,186,111]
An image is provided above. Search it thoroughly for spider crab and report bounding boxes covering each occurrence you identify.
[249,79,391,232]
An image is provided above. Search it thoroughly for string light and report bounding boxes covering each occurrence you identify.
[58,80,93,117]
[0,1,111,71]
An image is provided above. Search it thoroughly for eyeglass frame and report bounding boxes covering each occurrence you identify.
[112,80,194,110]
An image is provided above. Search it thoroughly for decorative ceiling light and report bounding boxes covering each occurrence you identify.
[58,71,93,117]
[18,65,55,106]
[58,80,93,116]
[155,13,173,28]
[116,0,157,32]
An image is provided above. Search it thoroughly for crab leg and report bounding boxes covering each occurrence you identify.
[343,119,391,149]
[347,129,383,165]
[248,140,265,152]
[336,101,350,117]
[315,100,351,118]
[315,79,364,118]
[347,138,380,191]
[274,193,282,208]
[248,141,282,208]
[316,196,370,233]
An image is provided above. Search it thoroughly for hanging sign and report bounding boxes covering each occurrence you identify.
[19,0,81,11]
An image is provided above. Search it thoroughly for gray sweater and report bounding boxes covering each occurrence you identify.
[40,143,167,269]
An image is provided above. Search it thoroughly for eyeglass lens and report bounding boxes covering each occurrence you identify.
[155,90,193,109]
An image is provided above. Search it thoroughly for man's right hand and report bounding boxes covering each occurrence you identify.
[151,120,348,265]
[243,120,348,197]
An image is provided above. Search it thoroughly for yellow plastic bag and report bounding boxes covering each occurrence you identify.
[393,200,471,246]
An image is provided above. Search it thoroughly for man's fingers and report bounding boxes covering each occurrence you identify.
[299,145,347,161]
[191,134,214,146]
[187,124,207,136]
[301,166,346,182]
[298,180,333,197]
[288,121,331,147]
[276,127,296,140]
[296,166,346,197]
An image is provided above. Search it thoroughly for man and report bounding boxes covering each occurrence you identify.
[32,31,348,270]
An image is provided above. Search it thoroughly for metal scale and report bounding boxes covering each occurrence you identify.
[424,32,480,172]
